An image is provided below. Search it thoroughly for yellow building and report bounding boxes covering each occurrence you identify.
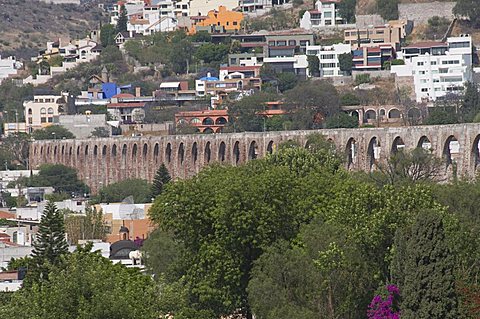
[190,6,243,34]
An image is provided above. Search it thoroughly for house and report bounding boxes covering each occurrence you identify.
[239,0,290,13]
[306,43,352,77]
[127,5,178,35]
[300,0,345,30]
[344,20,410,50]
[228,52,264,66]
[264,30,315,57]
[107,93,146,123]
[219,65,262,80]
[190,6,243,34]
[263,55,309,78]
[391,35,473,102]
[23,92,68,132]
[352,44,395,71]
[155,81,198,101]
[0,56,22,83]
[175,109,229,133]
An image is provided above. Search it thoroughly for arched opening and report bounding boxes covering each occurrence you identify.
[102,145,107,157]
[203,127,214,134]
[202,117,214,125]
[365,110,377,120]
[122,144,127,158]
[143,143,148,158]
[345,138,357,169]
[84,145,88,156]
[248,141,258,160]
[154,143,159,163]
[472,135,480,169]
[178,143,185,165]
[443,135,459,168]
[218,142,226,162]
[132,144,138,158]
[388,108,401,119]
[379,109,386,118]
[233,141,240,165]
[417,136,431,150]
[205,142,211,163]
[215,117,227,125]
[40,147,44,155]
[94,145,98,156]
[408,108,421,120]
[54,146,58,156]
[77,146,80,156]
[391,136,405,154]
[192,142,198,164]
[61,146,65,155]
[69,147,72,156]
[112,144,117,157]
[267,141,274,154]
[367,137,380,170]
[166,143,172,163]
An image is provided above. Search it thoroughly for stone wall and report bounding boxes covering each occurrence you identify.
[399,2,455,25]
[30,124,480,193]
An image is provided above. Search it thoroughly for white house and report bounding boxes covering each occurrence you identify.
[300,0,345,30]
[391,35,473,102]
[0,56,22,83]
[306,43,351,77]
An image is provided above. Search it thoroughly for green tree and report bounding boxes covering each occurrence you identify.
[307,55,320,77]
[30,201,69,281]
[393,210,459,319]
[151,163,171,198]
[28,164,89,196]
[461,82,480,122]
[325,112,358,129]
[95,178,152,203]
[1,245,159,319]
[454,0,480,27]
[425,16,451,40]
[32,125,75,140]
[338,53,353,75]
[276,72,298,92]
[195,43,229,67]
[64,207,106,244]
[337,0,356,23]
[116,5,128,33]
[340,92,360,106]
[376,0,399,20]
[424,105,458,125]
[100,24,116,47]
[228,92,278,132]
[90,127,110,138]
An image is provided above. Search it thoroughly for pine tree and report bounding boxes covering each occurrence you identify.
[116,5,128,34]
[31,201,69,273]
[151,164,171,197]
[395,210,458,319]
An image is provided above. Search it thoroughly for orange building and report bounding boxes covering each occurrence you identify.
[190,6,243,34]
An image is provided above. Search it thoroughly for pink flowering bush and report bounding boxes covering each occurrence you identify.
[367,285,401,319]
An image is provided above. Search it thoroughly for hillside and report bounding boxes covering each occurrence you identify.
[356,0,455,15]
[0,0,107,59]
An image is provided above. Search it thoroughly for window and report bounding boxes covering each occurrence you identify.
[321,63,336,68]
[233,21,238,26]
[449,41,470,48]
[419,71,426,75]
[431,61,437,65]
[325,20,332,25]
[300,40,308,46]
[288,40,296,46]
[321,54,335,59]
[47,107,54,114]
[268,41,275,46]
[417,62,424,66]
[324,11,332,18]
[420,79,427,83]
[41,117,46,123]
[277,41,287,46]
[28,108,32,115]
[40,108,46,114]
[442,60,460,65]
[421,88,428,92]
[28,118,33,124]
[376,30,384,34]
[48,117,53,123]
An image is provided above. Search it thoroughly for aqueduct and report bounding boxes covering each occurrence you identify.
[29,123,480,193]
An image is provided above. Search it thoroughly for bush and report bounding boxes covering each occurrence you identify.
[355,73,371,86]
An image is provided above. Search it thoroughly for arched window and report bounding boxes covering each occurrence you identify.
[28,108,33,115]
[40,108,46,114]
[190,118,201,124]
[47,107,54,114]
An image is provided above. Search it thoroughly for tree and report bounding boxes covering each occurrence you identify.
[30,201,69,281]
[100,24,116,47]
[90,127,110,138]
[64,207,106,244]
[32,125,75,140]
[116,5,128,33]
[340,92,360,106]
[461,82,480,122]
[195,43,229,67]
[276,72,298,92]
[338,53,353,75]
[376,0,399,20]
[325,112,358,129]
[367,285,401,319]
[0,133,30,169]
[1,245,160,319]
[454,0,480,27]
[95,178,152,203]
[307,55,320,77]
[337,0,356,23]
[425,16,451,40]
[393,210,459,319]
[151,164,171,198]
[28,164,89,196]
[228,92,278,132]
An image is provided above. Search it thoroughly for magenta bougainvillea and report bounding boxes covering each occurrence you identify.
[367,285,401,319]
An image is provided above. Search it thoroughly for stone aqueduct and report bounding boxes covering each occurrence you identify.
[29,123,480,193]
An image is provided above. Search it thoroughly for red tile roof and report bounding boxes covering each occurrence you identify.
[108,102,146,108]
[405,41,447,49]
[112,93,135,98]
[0,211,14,219]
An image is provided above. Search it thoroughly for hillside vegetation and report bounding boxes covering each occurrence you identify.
[0,0,107,59]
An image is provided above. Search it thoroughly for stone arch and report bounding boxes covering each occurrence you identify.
[205,142,211,163]
[215,117,227,125]
[388,108,401,119]
[84,145,89,156]
[365,109,377,120]
[178,143,185,166]
[203,118,214,125]
[367,137,380,170]
[472,135,480,170]
[54,146,58,156]
[391,136,405,154]
[417,136,432,150]
[93,145,98,157]
[102,145,107,157]
[122,144,127,157]
[61,145,65,156]
[40,146,44,155]
[218,141,226,162]
[379,109,386,118]
[69,147,73,156]
[191,142,198,165]
[132,144,138,158]
[267,140,275,154]
[166,143,172,163]
[154,143,159,164]
[143,143,148,159]
[248,141,258,160]
[443,135,459,168]
[77,146,80,156]
[345,138,357,169]
[203,127,214,134]
[233,141,240,165]
[112,144,117,157]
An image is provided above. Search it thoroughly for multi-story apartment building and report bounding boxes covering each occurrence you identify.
[300,0,345,30]
[391,35,473,102]
[344,20,410,50]
[238,0,290,13]
[190,6,243,34]
[110,0,145,25]
[306,43,351,77]
[265,30,315,57]
[24,92,67,131]
[0,56,22,83]
[352,45,395,71]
